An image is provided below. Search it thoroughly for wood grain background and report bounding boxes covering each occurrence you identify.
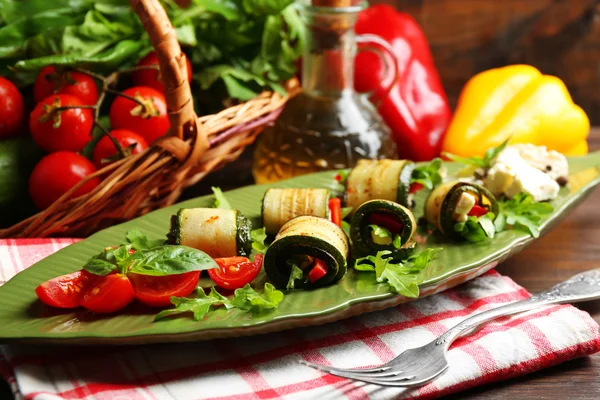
[374,0,600,123]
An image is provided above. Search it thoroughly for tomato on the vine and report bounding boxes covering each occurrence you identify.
[208,255,263,290]
[129,271,200,307]
[109,86,170,144]
[92,129,149,169]
[29,94,94,153]
[0,77,25,139]
[29,151,100,210]
[35,270,97,309]
[133,51,193,93]
[80,274,135,314]
[34,66,99,105]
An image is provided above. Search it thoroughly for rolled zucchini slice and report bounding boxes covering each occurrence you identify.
[264,216,349,289]
[262,188,330,235]
[345,159,415,209]
[350,200,417,258]
[424,181,499,240]
[167,208,252,258]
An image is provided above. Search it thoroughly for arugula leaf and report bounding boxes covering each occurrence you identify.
[83,244,133,276]
[379,264,421,298]
[411,158,443,190]
[368,224,392,239]
[232,283,284,312]
[250,227,268,254]
[211,186,232,209]
[125,228,164,251]
[154,287,227,321]
[454,214,496,242]
[443,140,509,169]
[128,245,218,276]
[495,193,553,237]
[286,264,305,290]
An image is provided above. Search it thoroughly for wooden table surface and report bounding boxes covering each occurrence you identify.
[1,132,599,400]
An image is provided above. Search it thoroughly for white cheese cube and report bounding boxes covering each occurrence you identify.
[452,192,477,222]
[510,144,568,180]
[504,166,559,202]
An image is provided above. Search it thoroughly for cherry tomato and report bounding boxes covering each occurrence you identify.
[368,213,404,234]
[329,198,342,227]
[35,270,97,309]
[29,94,93,153]
[80,273,135,313]
[308,259,328,283]
[208,254,263,290]
[92,129,149,169]
[0,77,25,139]
[468,204,489,218]
[34,66,99,105]
[109,86,170,144]
[133,51,193,93]
[29,151,100,210]
[409,182,423,194]
[129,271,200,307]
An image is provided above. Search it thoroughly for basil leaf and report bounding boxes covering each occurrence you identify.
[126,229,164,251]
[128,245,218,276]
[83,258,117,276]
[410,158,443,190]
[286,264,304,290]
[83,244,133,276]
[211,187,232,209]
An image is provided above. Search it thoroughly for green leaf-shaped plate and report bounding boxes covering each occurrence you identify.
[1,153,600,345]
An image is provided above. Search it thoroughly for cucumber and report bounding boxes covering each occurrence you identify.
[262,188,330,235]
[424,181,498,239]
[350,199,417,258]
[345,159,414,209]
[167,208,252,257]
[264,216,349,289]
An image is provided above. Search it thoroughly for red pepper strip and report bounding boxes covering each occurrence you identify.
[468,204,488,217]
[368,213,403,234]
[355,5,452,161]
[308,259,328,283]
[329,198,342,227]
[409,182,423,194]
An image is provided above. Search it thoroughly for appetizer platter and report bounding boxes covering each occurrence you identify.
[0,145,599,345]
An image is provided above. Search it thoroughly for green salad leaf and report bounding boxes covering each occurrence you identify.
[128,245,218,276]
[443,140,509,169]
[495,193,553,238]
[340,206,352,237]
[286,264,304,290]
[211,186,232,209]
[368,224,391,239]
[411,158,443,190]
[154,287,226,321]
[250,227,268,255]
[83,244,133,276]
[125,228,165,251]
[231,283,284,312]
[454,213,496,242]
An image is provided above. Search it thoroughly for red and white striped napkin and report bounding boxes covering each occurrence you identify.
[1,239,599,400]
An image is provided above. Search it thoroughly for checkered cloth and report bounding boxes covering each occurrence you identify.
[1,239,599,400]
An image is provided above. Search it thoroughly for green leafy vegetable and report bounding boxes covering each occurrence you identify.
[286,264,305,290]
[154,283,284,321]
[128,245,218,276]
[454,213,496,242]
[125,228,164,251]
[368,224,392,239]
[211,186,232,209]
[443,140,509,169]
[411,158,443,190]
[354,248,440,297]
[341,206,352,237]
[495,193,553,237]
[250,227,268,254]
[83,244,133,276]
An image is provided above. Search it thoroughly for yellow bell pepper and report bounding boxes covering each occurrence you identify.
[442,65,589,158]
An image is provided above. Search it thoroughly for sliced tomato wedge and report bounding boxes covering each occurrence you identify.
[409,182,423,194]
[308,259,328,283]
[368,213,403,234]
[468,204,488,218]
[129,271,200,307]
[80,274,135,314]
[329,198,342,227]
[35,270,97,308]
[208,254,263,290]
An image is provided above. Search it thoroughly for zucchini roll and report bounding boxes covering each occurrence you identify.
[350,200,417,258]
[262,188,330,235]
[167,208,252,258]
[345,159,415,209]
[424,181,499,241]
[264,216,349,289]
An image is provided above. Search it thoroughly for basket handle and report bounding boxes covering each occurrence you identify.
[129,0,202,145]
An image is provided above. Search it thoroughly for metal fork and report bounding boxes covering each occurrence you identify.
[300,269,600,387]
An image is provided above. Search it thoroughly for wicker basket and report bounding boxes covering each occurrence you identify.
[0,0,298,239]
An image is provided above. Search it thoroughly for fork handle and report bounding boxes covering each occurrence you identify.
[435,268,600,347]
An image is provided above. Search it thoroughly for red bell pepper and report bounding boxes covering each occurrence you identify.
[354,5,452,161]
